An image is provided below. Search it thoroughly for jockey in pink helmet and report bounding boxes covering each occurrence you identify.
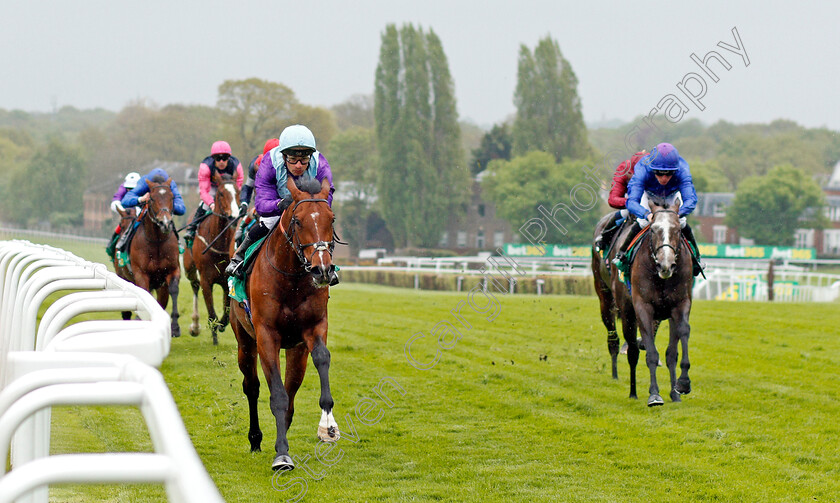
[183,140,244,246]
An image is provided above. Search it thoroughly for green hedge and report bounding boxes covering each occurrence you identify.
[340,269,595,296]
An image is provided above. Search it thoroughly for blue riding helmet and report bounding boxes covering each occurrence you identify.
[648,143,680,171]
[278,125,316,153]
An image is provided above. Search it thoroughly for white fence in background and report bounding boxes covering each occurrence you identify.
[0,240,223,503]
[692,263,840,302]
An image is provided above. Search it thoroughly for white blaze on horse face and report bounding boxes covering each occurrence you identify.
[311,212,326,266]
[652,215,676,264]
[225,184,239,217]
[157,188,166,195]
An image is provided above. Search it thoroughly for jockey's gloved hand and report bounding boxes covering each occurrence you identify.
[679,216,687,229]
[239,202,248,214]
[110,200,125,213]
[277,196,293,214]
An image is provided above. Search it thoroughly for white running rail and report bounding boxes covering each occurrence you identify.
[0,240,223,503]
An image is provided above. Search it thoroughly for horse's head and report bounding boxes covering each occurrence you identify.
[213,173,240,219]
[647,199,682,279]
[146,177,174,233]
[284,176,337,287]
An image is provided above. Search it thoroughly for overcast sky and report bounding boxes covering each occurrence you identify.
[2,1,839,131]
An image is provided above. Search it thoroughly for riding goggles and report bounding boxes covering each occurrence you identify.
[284,153,311,166]
[213,154,230,162]
[652,170,674,177]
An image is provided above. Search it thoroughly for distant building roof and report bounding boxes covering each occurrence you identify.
[828,160,840,188]
[694,192,734,216]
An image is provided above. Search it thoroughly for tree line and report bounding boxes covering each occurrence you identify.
[1,25,838,249]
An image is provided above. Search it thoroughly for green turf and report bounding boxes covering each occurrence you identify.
[4,236,840,502]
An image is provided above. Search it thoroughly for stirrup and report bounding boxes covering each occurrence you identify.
[225,259,243,278]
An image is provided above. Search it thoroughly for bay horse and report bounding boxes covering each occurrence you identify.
[114,176,181,338]
[229,176,340,471]
[183,173,240,344]
[592,199,693,406]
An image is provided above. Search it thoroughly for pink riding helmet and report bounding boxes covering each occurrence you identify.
[211,140,232,155]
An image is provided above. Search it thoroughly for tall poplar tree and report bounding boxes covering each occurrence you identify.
[374,24,467,248]
[512,36,591,162]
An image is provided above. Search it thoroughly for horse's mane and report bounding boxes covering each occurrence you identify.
[296,178,323,196]
[150,174,167,183]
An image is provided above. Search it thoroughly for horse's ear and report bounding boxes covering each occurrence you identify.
[287,176,302,199]
[317,178,330,199]
[672,198,682,211]
[165,178,172,186]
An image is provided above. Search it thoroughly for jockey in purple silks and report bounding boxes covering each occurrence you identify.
[225,124,335,279]
[105,172,140,259]
[613,142,705,276]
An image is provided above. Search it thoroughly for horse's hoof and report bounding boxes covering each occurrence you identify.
[212,334,219,346]
[628,393,637,400]
[318,425,341,442]
[648,394,664,407]
[272,454,295,471]
[676,377,692,395]
[619,342,628,355]
[670,390,682,402]
[171,328,181,338]
[189,325,200,337]
[637,337,645,351]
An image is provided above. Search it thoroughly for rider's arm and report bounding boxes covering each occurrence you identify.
[170,181,187,216]
[676,166,697,217]
[315,153,335,207]
[197,163,213,207]
[607,161,630,209]
[121,180,148,209]
[254,154,283,216]
[625,169,650,220]
[235,163,245,190]
[240,160,257,205]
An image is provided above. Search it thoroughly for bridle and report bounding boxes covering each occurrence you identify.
[649,209,681,262]
[270,198,347,274]
[144,186,174,235]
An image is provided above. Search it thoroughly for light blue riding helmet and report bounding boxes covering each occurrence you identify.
[278,125,316,153]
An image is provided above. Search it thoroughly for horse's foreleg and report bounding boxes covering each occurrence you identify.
[167,273,181,338]
[283,345,309,433]
[620,306,639,400]
[673,304,692,396]
[309,338,339,443]
[635,304,663,407]
[200,276,218,345]
[186,261,201,336]
[258,336,294,471]
[595,281,619,380]
[666,320,681,402]
[234,319,262,452]
[218,277,231,332]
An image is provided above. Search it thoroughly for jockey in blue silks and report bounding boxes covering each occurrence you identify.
[613,142,704,276]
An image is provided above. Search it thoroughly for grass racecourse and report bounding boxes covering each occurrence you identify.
[5,235,840,502]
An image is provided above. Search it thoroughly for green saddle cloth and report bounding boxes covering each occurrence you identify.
[227,236,268,303]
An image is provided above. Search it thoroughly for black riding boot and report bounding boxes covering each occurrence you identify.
[681,224,705,276]
[184,206,208,245]
[226,222,269,278]
[612,220,642,274]
[595,211,622,252]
